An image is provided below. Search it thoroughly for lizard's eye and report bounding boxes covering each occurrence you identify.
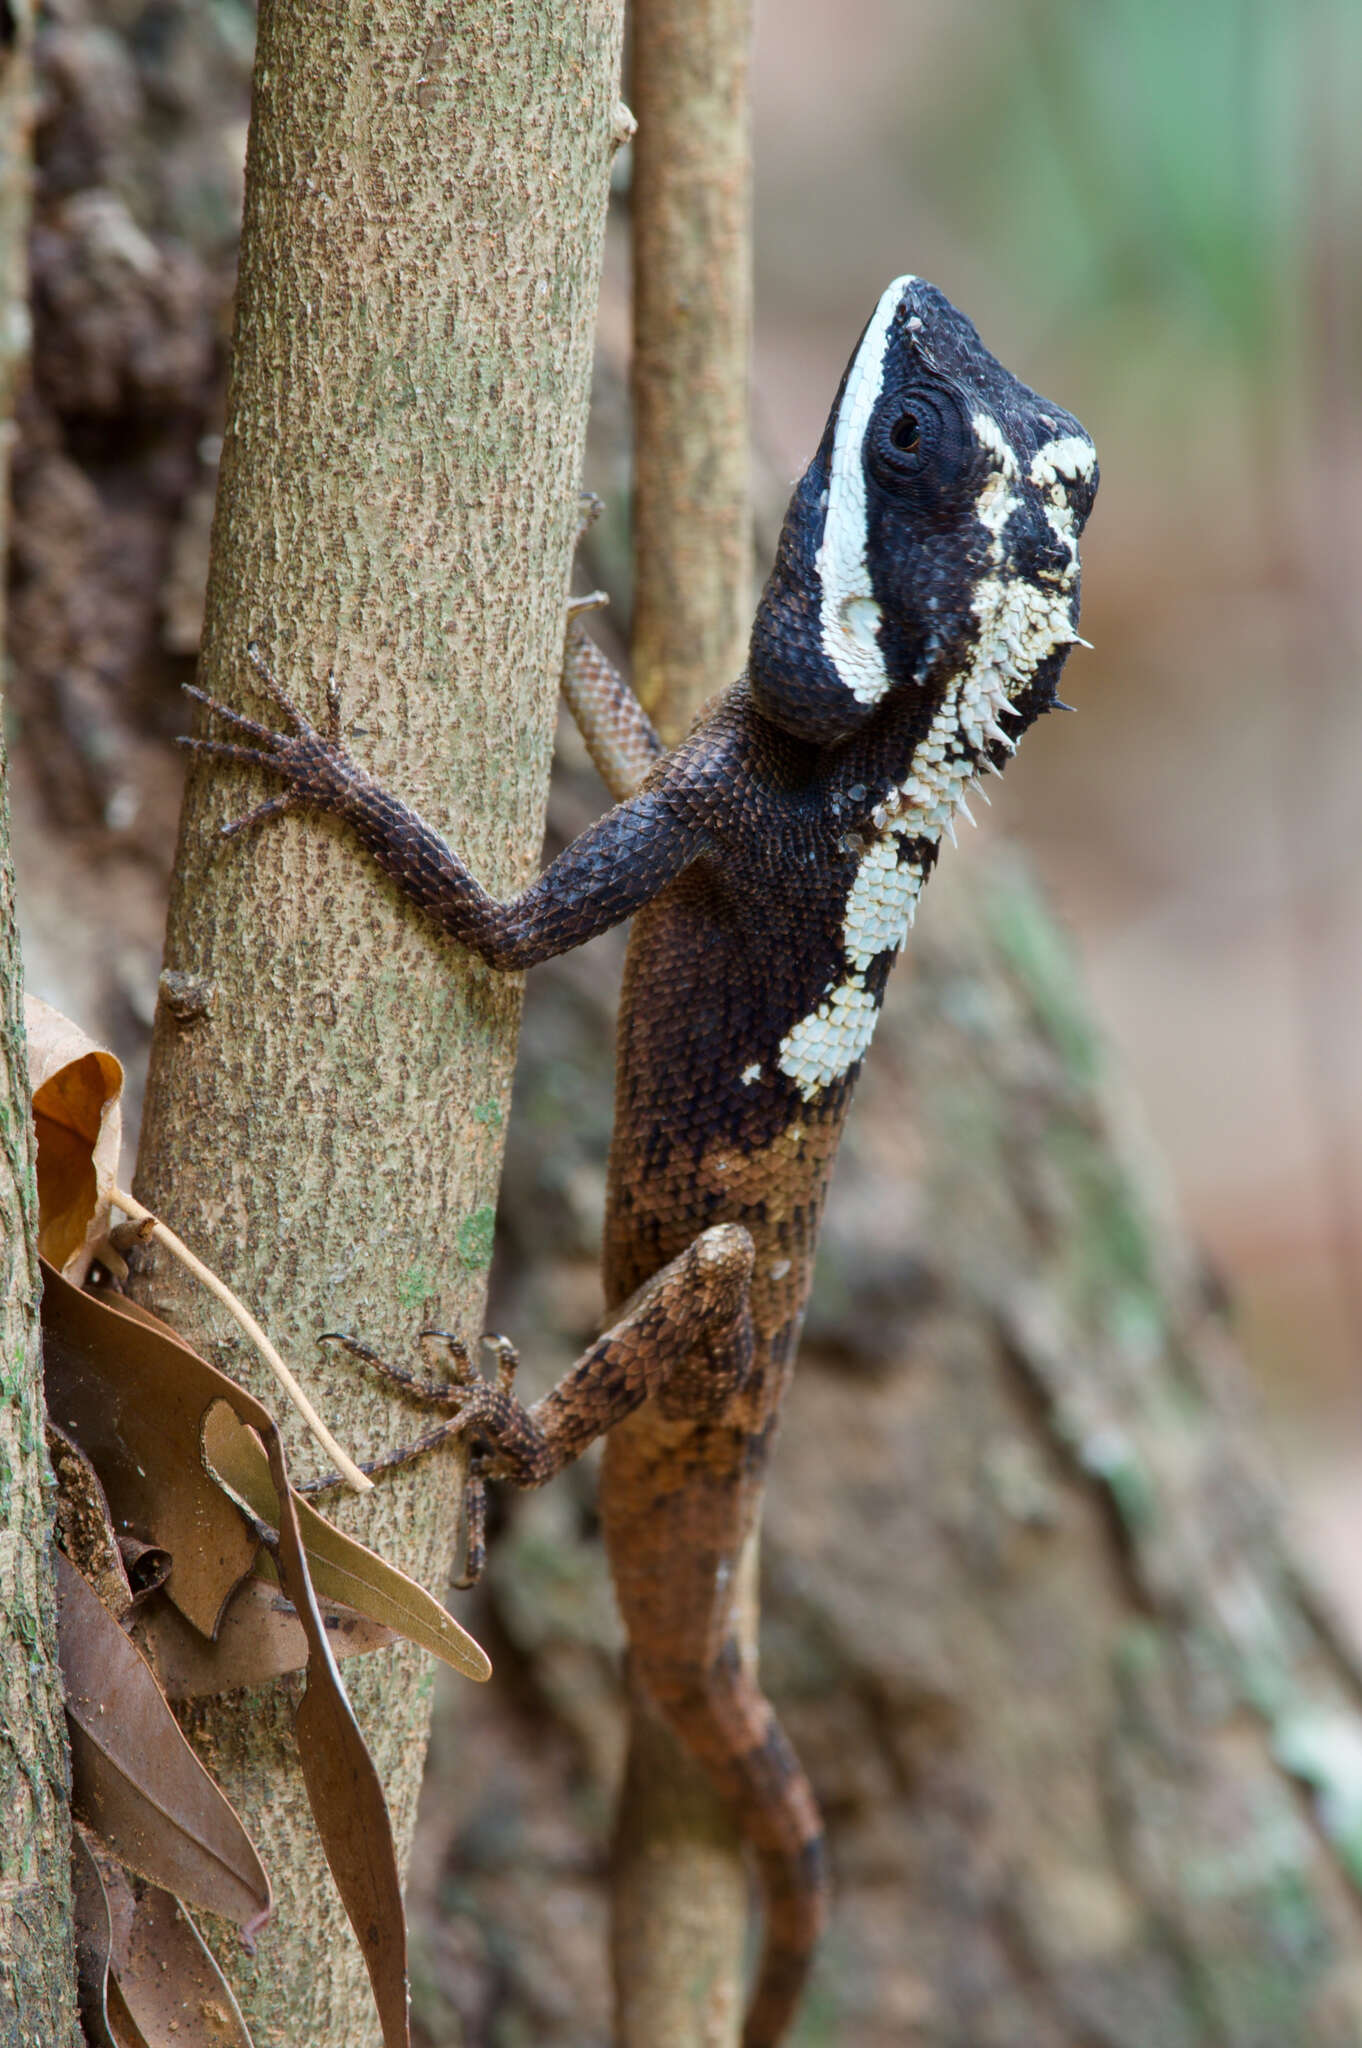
[872,405,924,477]
[867,388,964,491]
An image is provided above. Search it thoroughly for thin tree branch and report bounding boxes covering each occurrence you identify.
[613,1,755,2039]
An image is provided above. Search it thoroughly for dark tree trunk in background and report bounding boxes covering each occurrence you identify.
[425,837,1362,2047]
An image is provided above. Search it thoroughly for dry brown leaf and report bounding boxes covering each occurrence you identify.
[116,1535,174,1606]
[24,992,123,1279]
[75,1833,256,2048]
[253,1402,411,2048]
[130,1576,397,1698]
[57,1551,273,1934]
[202,1401,492,1683]
[106,1981,151,2048]
[43,1261,260,1637]
[47,1271,412,2047]
[113,1872,255,2047]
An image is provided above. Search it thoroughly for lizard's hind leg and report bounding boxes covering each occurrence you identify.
[294,1224,756,1571]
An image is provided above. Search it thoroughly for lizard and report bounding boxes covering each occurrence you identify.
[182,274,1098,2047]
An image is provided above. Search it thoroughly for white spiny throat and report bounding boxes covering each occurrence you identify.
[777,408,1093,1100]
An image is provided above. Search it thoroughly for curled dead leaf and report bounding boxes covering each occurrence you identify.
[23,992,123,1279]
[72,1825,119,2048]
[42,1261,261,1637]
[75,1828,256,2048]
[47,1270,413,2047]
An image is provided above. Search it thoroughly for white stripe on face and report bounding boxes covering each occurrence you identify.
[813,274,916,708]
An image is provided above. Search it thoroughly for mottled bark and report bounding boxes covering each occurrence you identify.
[613,2,755,2038]
[0,7,80,2038]
[132,4,625,2042]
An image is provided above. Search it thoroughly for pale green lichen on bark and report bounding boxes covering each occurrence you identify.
[457,1205,497,1271]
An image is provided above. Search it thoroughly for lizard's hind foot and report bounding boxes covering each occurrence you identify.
[298,1326,553,1585]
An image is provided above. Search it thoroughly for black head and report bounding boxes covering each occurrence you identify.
[747,276,1098,749]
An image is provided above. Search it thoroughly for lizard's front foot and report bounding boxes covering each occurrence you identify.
[179,642,359,838]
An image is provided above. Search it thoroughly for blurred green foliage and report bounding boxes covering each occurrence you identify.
[916,0,1361,387]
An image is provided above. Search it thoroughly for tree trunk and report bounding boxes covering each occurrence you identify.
[0,7,80,2036]
[753,850,1362,2046]
[613,2,755,2040]
[131,4,624,2041]
[629,0,753,742]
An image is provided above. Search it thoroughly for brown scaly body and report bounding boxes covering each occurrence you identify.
[185,277,1097,2044]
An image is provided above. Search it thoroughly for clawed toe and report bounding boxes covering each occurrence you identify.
[219,790,301,839]
[566,589,610,626]
[178,734,282,773]
[574,489,605,545]
[246,641,310,726]
[182,682,283,745]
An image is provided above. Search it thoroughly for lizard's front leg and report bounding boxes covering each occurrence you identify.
[181,642,709,971]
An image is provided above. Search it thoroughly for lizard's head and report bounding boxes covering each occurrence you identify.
[748,276,1098,754]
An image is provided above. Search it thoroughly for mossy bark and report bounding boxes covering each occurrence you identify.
[0,7,80,2037]
[0,766,78,2048]
[132,4,624,2041]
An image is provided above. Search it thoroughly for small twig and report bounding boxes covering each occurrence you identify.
[112,1186,373,1493]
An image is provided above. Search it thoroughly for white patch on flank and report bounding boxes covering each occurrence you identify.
[777,979,883,1097]
[814,274,916,707]
[778,409,1090,1104]
[740,1062,762,1086]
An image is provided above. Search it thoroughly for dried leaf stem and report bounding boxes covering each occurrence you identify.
[112,1186,372,1493]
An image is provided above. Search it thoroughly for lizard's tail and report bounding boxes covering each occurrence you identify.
[651,1646,828,2048]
